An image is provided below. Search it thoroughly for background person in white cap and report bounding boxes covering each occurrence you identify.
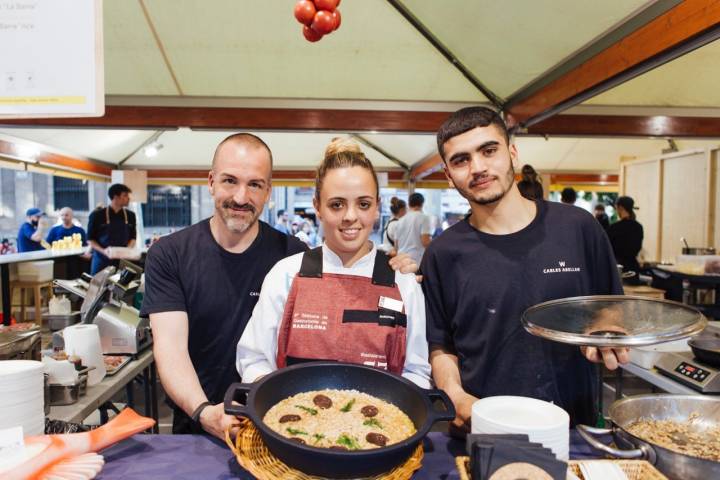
[17,207,45,252]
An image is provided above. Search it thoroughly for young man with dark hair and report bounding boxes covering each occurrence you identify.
[423,106,628,432]
[87,183,136,274]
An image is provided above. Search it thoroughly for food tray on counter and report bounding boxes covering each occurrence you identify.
[104,355,132,376]
[225,419,423,480]
[455,456,667,480]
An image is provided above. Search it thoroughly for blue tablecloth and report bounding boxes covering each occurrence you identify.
[98,431,605,479]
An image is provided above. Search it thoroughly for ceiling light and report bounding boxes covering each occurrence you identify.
[144,142,163,158]
[15,143,40,161]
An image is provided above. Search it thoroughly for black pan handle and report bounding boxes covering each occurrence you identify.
[424,388,456,423]
[223,382,252,417]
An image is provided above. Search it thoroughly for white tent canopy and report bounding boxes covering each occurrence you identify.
[1,1,719,176]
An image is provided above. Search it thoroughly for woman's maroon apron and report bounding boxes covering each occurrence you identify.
[276,247,407,374]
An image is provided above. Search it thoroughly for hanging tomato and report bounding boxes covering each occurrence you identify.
[296,0,342,42]
[330,9,341,30]
[314,0,339,13]
[294,0,317,26]
[302,25,323,42]
[311,10,336,35]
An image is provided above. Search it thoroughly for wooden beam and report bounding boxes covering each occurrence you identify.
[0,138,112,176]
[508,1,720,125]
[528,114,720,137]
[396,112,719,182]
[0,106,450,133]
[550,173,618,185]
[145,169,406,181]
[410,153,443,181]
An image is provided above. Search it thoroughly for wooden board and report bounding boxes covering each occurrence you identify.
[713,149,720,250]
[661,152,708,262]
[623,160,660,262]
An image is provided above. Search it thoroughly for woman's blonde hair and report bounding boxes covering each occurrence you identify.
[315,138,379,200]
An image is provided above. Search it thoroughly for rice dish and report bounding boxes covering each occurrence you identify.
[626,415,720,461]
[262,389,416,450]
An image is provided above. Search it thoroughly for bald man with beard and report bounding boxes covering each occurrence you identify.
[141,134,307,437]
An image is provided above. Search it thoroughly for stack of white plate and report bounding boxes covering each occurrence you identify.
[0,360,45,436]
[471,396,570,461]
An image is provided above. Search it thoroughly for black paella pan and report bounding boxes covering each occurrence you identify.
[224,362,455,478]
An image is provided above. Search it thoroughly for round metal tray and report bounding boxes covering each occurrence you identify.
[521,295,707,347]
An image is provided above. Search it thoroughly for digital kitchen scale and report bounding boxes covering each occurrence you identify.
[655,352,720,393]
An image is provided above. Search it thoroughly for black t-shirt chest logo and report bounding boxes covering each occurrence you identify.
[542,260,582,274]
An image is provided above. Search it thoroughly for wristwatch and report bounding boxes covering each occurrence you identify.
[191,401,212,424]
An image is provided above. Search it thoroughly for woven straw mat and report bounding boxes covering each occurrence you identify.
[225,419,423,480]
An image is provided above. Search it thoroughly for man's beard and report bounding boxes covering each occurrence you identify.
[218,200,259,233]
[461,163,515,206]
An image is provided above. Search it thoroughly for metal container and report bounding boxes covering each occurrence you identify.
[77,369,90,396]
[49,381,80,406]
[224,362,455,479]
[48,366,92,406]
[43,312,81,332]
[43,373,50,415]
[578,394,720,479]
[0,327,42,360]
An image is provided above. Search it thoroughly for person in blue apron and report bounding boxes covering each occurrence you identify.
[237,138,431,388]
[87,184,137,274]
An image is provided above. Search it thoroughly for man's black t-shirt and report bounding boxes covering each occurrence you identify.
[607,218,643,273]
[421,201,622,425]
[140,219,306,405]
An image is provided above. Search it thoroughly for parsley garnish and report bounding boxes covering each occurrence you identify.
[312,433,325,443]
[363,418,383,429]
[295,404,318,415]
[340,398,356,412]
[336,434,360,450]
[286,427,308,436]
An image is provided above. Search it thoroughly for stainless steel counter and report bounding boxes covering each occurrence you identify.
[0,248,87,265]
[48,348,158,431]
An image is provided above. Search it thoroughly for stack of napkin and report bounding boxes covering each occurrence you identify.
[466,433,567,480]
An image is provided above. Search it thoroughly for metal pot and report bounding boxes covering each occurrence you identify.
[224,362,455,478]
[689,338,720,366]
[578,394,720,479]
[682,247,716,255]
